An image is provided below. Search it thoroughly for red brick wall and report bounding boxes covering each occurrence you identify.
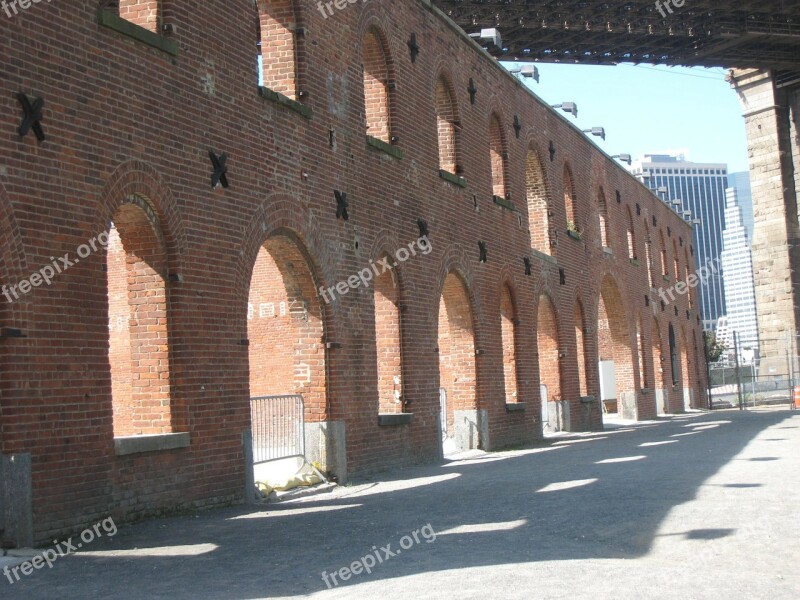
[118,0,160,32]
[537,295,561,403]
[0,0,705,542]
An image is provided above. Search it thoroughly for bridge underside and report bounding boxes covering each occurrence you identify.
[433,1,800,73]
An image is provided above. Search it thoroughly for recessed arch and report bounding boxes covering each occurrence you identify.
[574,297,589,396]
[526,146,551,255]
[489,113,508,198]
[374,250,404,414]
[626,206,638,260]
[537,293,563,430]
[597,275,637,419]
[563,164,577,231]
[437,270,478,453]
[597,187,611,248]
[434,73,461,175]
[106,197,173,436]
[362,26,394,143]
[651,317,667,414]
[500,283,519,404]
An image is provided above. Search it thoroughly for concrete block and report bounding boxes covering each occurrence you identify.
[304,421,347,484]
[1,454,33,549]
[114,432,190,456]
[453,409,487,451]
[619,390,638,420]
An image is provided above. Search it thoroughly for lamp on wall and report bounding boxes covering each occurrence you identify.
[611,154,631,165]
[582,127,605,140]
[552,102,578,118]
[510,64,539,82]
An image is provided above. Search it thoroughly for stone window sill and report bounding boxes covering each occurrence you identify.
[378,413,413,426]
[97,9,179,56]
[530,249,557,265]
[439,169,467,188]
[493,195,516,212]
[366,135,403,159]
[505,402,526,412]
[258,86,313,119]
[114,432,190,456]
[566,229,582,240]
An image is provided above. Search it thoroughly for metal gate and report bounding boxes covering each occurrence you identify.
[250,394,305,465]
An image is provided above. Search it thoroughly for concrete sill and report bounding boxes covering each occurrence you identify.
[662,275,671,283]
[438,169,467,188]
[566,229,582,240]
[258,86,313,119]
[602,246,613,256]
[97,10,179,56]
[580,395,596,404]
[366,135,403,159]
[505,402,526,412]
[378,413,413,426]
[630,258,641,266]
[530,248,557,265]
[114,432,190,456]
[492,195,516,212]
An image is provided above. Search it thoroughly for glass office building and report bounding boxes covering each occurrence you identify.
[632,154,728,331]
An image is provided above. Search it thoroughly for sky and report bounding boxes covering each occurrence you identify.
[500,62,751,174]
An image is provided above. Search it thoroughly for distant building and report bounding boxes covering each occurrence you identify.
[720,187,760,356]
[632,154,728,330]
[727,172,754,244]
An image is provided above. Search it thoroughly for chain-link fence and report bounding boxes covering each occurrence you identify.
[708,336,797,410]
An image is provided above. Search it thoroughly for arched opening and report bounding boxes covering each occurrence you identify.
[526,148,551,255]
[645,224,655,288]
[597,276,637,420]
[256,0,298,99]
[673,240,681,281]
[500,284,519,404]
[627,207,638,260]
[685,247,694,308]
[106,199,172,436]
[636,315,646,390]
[489,114,508,199]
[652,318,667,414]
[574,298,589,396]
[668,323,678,390]
[537,294,564,431]
[679,328,691,411]
[374,258,403,414]
[435,76,460,175]
[597,187,611,249]
[438,272,477,453]
[660,230,668,278]
[362,28,393,143]
[247,233,327,452]
[563,165,577,232]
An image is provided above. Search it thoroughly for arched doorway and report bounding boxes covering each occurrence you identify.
[438,272,478,454]
[537,294,564,431]
[597,276,637,420]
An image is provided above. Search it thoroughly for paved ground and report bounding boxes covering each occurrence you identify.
[3,408,799,599]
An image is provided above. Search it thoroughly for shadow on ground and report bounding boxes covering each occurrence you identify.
[4,409,797,599]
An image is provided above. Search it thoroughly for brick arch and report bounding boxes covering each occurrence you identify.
[678,325,691,410]
[626,205,638,260]
[235,194,336,310]
[597,186,611,249]
[98,159,186,271]
[536,291,562,422]
[562,162,578,231]
[488,111,509,198]
[360,23,395,142]
[432,67,462,175]
[574,295,591,397]
[369,230,408,414]
[597,273,637,418]
[497,271,521,405]
[651,316,665,395]
[524,142,553,256]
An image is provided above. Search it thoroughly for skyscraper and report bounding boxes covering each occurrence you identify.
[720,187,759,355]
[728,171,754,245]
[632,154,728,330]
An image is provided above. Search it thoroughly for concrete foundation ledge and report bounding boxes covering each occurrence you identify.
[114,433,191,456]
[505,402,527,412]
[377,413,413,426]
